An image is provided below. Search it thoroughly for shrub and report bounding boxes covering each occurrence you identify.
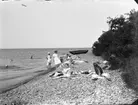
[92,41,105,56]
[92,10,136,61]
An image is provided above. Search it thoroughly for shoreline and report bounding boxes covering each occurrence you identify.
[0,51,137,105]
[0,64,60,94]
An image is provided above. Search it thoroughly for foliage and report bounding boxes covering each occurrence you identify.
[92,41,104,56]
[92,10,138,60]
[92,10,138,92]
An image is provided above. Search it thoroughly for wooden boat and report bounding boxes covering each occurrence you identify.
[69,50,88,55]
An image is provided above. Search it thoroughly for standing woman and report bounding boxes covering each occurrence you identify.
[46,52,52,66]
[52,50,61,65]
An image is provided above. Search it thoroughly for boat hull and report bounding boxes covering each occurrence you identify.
[69,50,88,55]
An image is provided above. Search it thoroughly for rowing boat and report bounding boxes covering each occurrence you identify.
[69,50,88,55]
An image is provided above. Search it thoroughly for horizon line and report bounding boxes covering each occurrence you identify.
[0,47,92,50]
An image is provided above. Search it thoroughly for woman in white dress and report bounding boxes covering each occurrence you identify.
[52,50,61,65]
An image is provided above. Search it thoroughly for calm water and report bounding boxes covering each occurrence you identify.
[0,48,91,70]
[0,48,91,59]
[0,48,91,93]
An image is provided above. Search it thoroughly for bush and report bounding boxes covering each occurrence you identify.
[124,10,138,92]
[92,9,138,92]
[92,41,105,56]
[92,10,137,63]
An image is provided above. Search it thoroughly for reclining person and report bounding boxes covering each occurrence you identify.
[49,71,64,77]
[93,62,111,81]
[80,69,92,75]
[49,63,71,78]
[93,62,103,76]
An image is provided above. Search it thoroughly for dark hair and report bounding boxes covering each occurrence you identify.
[60,57,64,63]
[54,50,58,53]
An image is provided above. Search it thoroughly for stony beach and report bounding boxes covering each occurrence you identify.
[0,49,138,105]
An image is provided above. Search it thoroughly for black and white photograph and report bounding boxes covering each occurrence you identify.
[0,0,138,105]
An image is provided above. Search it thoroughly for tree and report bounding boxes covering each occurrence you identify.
[92,10,136,59]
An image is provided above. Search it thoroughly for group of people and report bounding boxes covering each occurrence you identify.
[49,63,74,78]
[49,60,111,81]
[46,50,61,67]
[46,50,80,67]
[46,51,111,81]
[47,52,111,81]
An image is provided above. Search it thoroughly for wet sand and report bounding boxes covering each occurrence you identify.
[0,64,60,94]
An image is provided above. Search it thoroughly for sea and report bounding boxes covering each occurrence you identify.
[0,48,91,59]
[0,48,91,70]
[0,48,92,93]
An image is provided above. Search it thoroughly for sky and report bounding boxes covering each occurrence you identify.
[0,0,138,49]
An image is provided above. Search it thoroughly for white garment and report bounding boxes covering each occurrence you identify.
[102,73,111,80]
[62,68,70,74]
[91,73,104,80]
[74,60,84,64]
[62,68,71,77]
[47,55,51,66]
[52,53,61,65]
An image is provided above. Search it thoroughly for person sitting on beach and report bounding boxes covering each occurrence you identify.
[62,55,74,66]
[93,62,104,76]
[46,52,52,66]
[80,69,92,75]
[69,55,88,64]
[49,71,64,77]
[60,60,70,68]
[66,54,71,60]
[49,63,71,78]
[52,50,61,65]
[71,55,81,60]
[74,59,88,64]
[93,62,111,81]
[61,63,71,77]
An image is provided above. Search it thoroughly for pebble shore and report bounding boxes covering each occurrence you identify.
[0,54,137,105]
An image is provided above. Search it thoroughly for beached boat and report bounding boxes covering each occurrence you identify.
[69,50,88,55]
